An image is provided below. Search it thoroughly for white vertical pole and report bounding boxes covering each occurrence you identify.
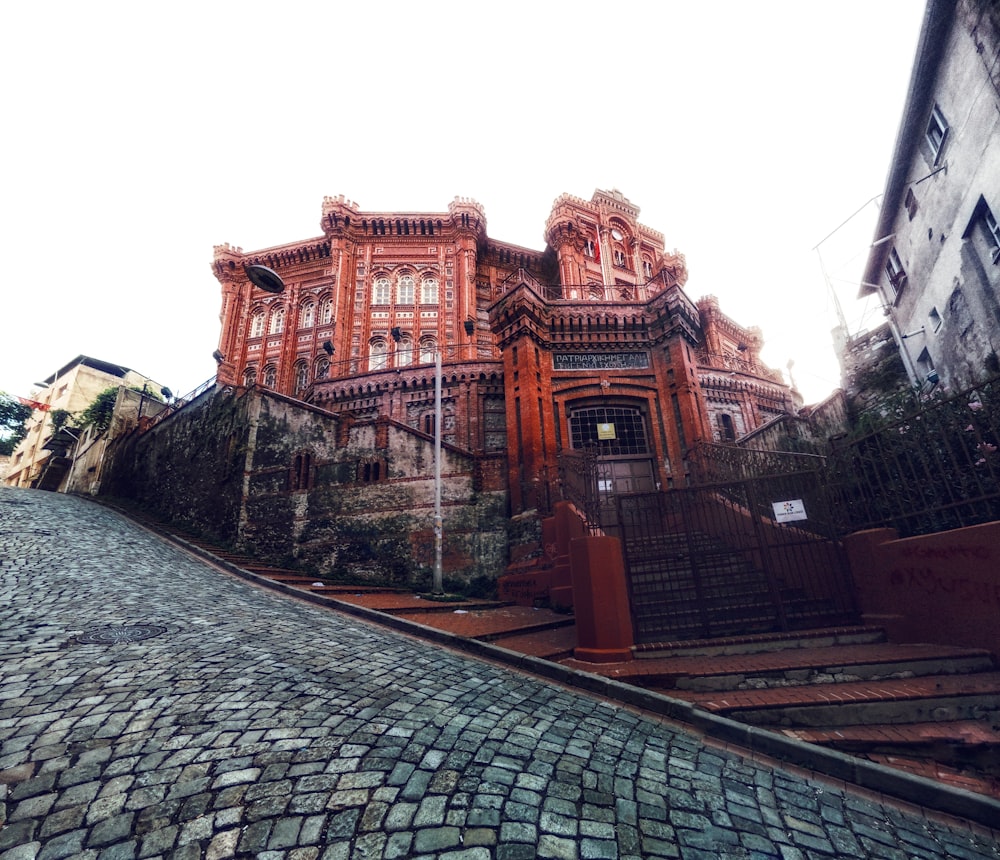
[433,349,443,594]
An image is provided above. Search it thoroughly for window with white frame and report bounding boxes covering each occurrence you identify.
[300,301,315,328]
[885,248,907,298]
[421,277,438,304]
[925,104,949,164]
[396,337,413,367]
[369,338,389,370]
[419,336,437,365]
[294,362,309,393]
[320,298,334,325]
[250,310,266,337]
[398,274,415,304]
[268,306,285,334]
[373,277,391,305]
[244,367,257,386]
[986,207,1000,263]
[263,366,277,388]
[315,356,329,379]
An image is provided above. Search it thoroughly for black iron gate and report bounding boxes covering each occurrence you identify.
[618,470,859,644]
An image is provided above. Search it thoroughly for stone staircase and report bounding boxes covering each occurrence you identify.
[612,627,1000,796]
[625,531,855,643]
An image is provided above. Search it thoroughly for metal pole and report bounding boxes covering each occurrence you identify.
[433,349,443,594]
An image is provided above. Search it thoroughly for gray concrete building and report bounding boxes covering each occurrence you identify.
[860,0,1000,392]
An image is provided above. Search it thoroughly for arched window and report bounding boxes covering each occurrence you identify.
[588,284,604,301]
[263,366,277,388]
[268,306,285,334]
[320,298,334,325]
[373,277,391,305]
[717,413,736,442]
[244,367,257,386]
[315,356,330,380]
[396,337,413,367]
[642,259,653,278]
[613,247,627,268]
[419,336,437,365]
[421,277,438,304]
[250,310,266,337]
[397,274,415,304]
[369,338,389,370]
[294,361,309,394]
[300,301,315,328]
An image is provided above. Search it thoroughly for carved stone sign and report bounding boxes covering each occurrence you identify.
[553,352,649,371]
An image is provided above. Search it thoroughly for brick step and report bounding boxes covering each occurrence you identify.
[629,643,995,692]
[675,671,1000,728]
[633,625,887,659]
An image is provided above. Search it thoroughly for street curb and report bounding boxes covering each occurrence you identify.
[103,502,1000,832]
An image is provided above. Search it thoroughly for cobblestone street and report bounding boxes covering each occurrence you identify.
[1,487,998,859]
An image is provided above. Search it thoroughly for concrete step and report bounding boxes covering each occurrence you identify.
[633,625,887,659]
[677,671,1000,728]
[635,643,995,692]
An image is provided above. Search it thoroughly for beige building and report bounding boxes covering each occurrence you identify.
[4,356,165,491]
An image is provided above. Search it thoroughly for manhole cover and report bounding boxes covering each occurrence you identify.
[76,624,166,644]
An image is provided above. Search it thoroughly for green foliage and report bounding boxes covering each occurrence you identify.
[48,409,73,432]
[78,387,119,435]
[0,393,32,456]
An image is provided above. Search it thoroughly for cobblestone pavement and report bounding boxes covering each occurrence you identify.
[1,487,998,860]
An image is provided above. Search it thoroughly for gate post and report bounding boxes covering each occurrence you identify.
[570,534,635,663]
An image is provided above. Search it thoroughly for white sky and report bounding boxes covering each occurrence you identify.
[1,1,925,406]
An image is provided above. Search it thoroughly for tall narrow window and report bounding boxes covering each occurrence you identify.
[419,336,437,365]
[396,338,413,367]
[263,366,277,388]
[244,367,257,386]
[300,301,315,328]
[885,248,907,299]
[369,338,388,370]
[315,356,330,379]
[268,307,285,334]
[984,206,1000,264]
[294,361,309,393]
[925,104,949,164]
[398,275,415,304]
[421,277,438,304]
[320,298,334,325]
[250,310,266,337]
[373,277,390,305]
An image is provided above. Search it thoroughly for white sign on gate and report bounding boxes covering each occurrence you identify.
[773,499,807,523]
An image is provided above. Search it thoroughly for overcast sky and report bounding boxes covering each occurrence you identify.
[1,1,925,406]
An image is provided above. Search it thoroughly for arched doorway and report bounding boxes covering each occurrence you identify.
[568,403,657,525]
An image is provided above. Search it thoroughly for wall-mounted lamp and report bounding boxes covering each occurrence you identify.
[463,319,475,336]
[390,327,402,343]
[322,340,335,356]
[161,387,173,401]
[212,349,225,363]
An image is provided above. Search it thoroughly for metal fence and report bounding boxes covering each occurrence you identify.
[824,378,1000,537]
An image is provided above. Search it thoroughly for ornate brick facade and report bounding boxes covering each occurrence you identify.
[212,189,797,519]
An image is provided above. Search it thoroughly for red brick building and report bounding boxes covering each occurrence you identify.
[212,189,797,519]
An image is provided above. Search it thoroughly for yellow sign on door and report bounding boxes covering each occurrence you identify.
[597,422,617,440]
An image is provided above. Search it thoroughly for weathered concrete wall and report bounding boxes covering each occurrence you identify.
[101,386,251,543]
[102,385,509,588]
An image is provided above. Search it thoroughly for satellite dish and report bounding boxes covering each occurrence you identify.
[245,264,285,294]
